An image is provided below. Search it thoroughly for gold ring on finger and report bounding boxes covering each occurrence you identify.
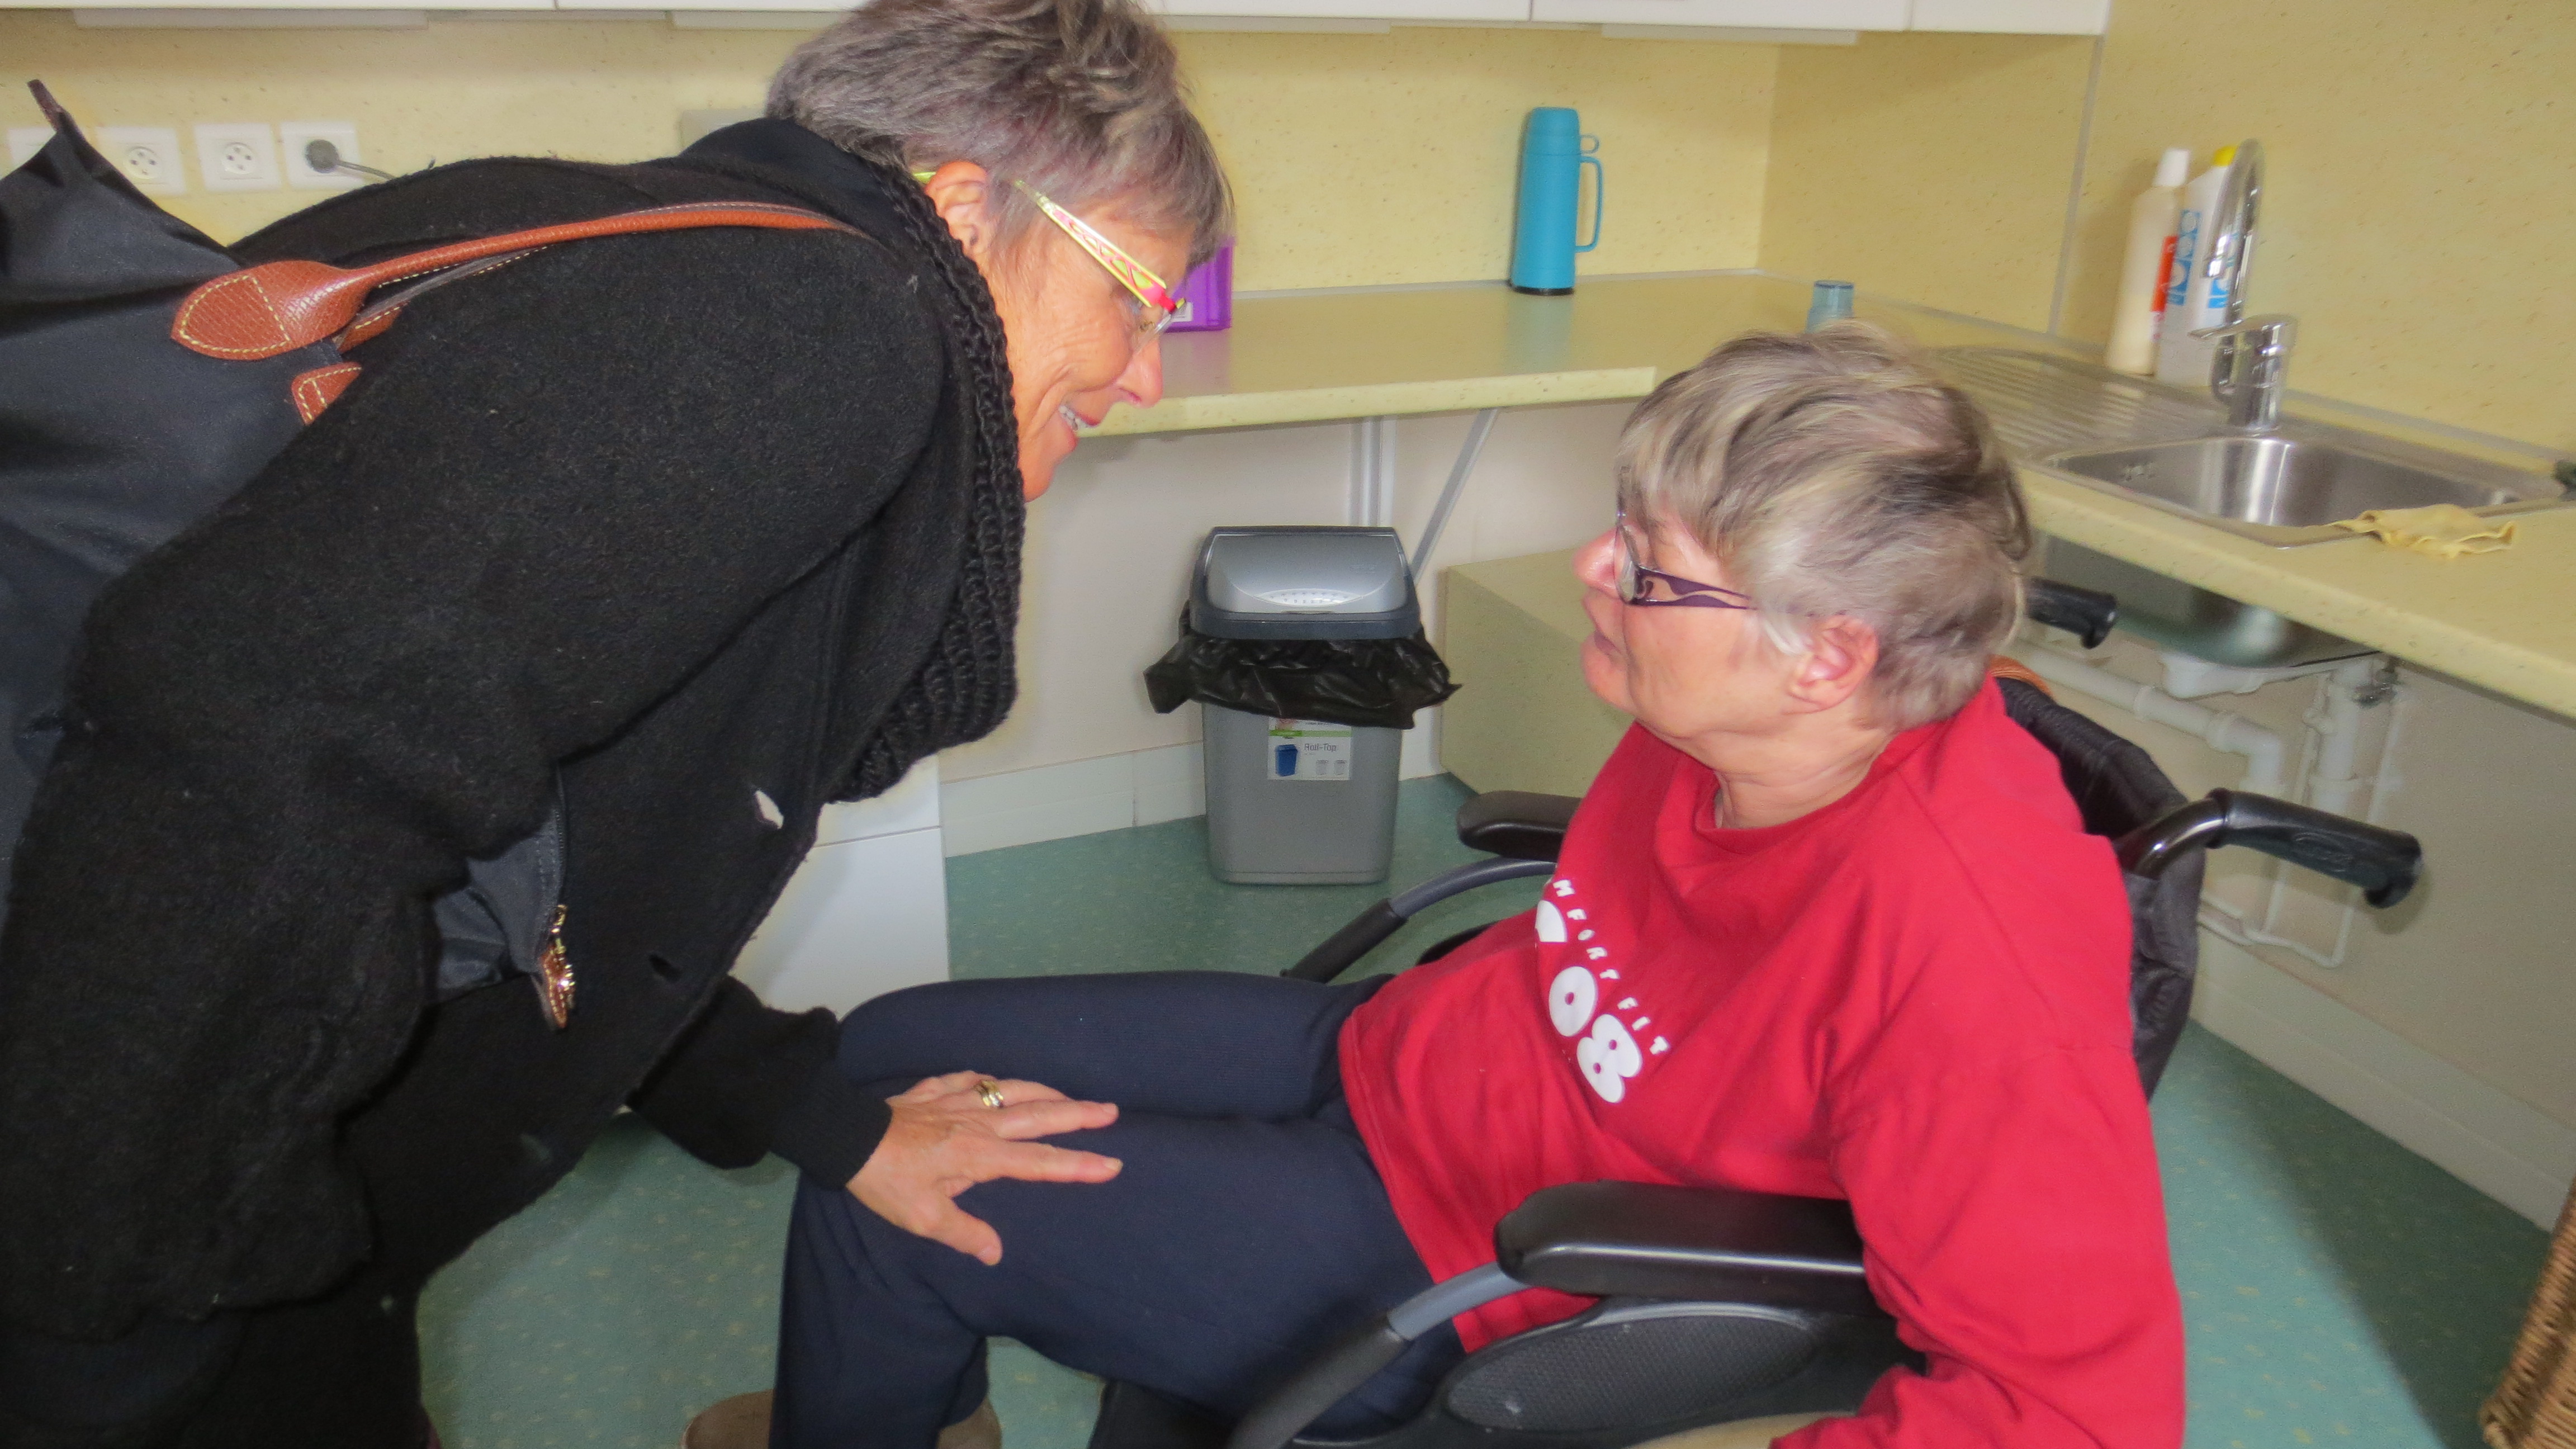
[976,1079,1006,1110]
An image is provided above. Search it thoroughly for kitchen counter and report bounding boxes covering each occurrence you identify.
[1103,272,2576,721]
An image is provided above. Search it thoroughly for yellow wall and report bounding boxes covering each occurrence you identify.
[2,14,806,244]
[2063,0,2576,453]
[1761,0,2576,452]
[1178,29,1774,288]
[0,13,1776,290]
[8,1,2561,429]
[1761,31,2092,334]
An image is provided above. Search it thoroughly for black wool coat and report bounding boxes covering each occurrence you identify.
[0,123,1018,1339]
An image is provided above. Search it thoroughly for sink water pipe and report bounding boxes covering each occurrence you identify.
[2019,646,2288,794]
[2021,638,2404,970]
[2201,655,2409,972]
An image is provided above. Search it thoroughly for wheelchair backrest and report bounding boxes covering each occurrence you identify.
[1995,678,2201,1098]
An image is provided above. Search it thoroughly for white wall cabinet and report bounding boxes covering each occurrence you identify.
[1528,0,1902,29]
[34,0,2110,33]
[1150,0,1527,22]
[1908,0,2107,32]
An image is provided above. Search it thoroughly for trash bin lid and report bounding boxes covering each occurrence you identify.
[1190,526,1420,640]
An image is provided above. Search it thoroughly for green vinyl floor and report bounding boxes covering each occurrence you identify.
[417,775,2550,1449]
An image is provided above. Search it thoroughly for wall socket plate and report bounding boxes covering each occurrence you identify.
[97,126,187,196]
[195,122,281,192]
[7,127,50,170]
[279,121,363,190]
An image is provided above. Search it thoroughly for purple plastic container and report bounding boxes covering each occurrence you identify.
[1167,242,1233,332]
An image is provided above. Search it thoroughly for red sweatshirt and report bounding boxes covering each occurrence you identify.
[1339,683,2185,1448]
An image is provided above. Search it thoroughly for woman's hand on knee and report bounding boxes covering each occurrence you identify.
[848,1071,1123,1266]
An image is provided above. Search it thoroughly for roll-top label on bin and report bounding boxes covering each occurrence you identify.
[1267,719,1355,782]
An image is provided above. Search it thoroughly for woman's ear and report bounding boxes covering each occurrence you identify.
[1786,616,1881,714]
[918,161,995,259]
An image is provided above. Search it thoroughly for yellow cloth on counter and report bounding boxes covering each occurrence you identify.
[2331,503,2517,558]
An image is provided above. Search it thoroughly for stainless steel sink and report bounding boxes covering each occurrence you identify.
[1934,348,2568,548]
[1930,347,2569,666]
[2045,432,2557,546]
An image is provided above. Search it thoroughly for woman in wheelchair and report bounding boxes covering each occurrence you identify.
[733,325,2184,1449]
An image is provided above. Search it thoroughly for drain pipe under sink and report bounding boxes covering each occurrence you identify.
[2020,646,2402,970]
[2018,648,2289,795]
[2300,656,2390,819]
[2213,654,2404,971]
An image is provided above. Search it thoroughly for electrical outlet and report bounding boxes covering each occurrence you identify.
[195,122,281,192]
[97,126,187,196]
[7,127,50,170]
[279,121,363,190]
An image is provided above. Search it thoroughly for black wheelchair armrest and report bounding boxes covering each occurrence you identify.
[1455,792,1582,862]
[1224,1182,1882,1449]
[2119,788,2423,908]
[1498,1181,1882,1318]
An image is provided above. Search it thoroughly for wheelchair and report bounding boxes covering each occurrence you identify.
[1089,581,2425,1449]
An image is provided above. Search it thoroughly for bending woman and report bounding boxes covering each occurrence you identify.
[732,326,2186,1449]
[0,1,1223,1442]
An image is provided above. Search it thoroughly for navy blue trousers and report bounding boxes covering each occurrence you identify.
[773,972,1466,1449]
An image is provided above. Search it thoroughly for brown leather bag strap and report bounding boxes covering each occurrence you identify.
[172,201,856,362]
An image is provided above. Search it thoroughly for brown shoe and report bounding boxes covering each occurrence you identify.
[937,1400,1003,1449]
[683,1392,1000,1449]
[684,1391,771,1449]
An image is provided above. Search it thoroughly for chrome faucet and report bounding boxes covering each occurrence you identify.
[2194,314,2298,432]
[2189,139,2285,431]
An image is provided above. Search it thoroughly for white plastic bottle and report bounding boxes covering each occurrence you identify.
[2105,149,2191,375]
[2156,145,2237,387]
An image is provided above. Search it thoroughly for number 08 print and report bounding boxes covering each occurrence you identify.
[1536,875,1667,1104]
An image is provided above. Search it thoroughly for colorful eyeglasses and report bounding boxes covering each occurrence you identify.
[913,170,1176,342]
[1614,510,1754,610]
[1014,181,1177,333]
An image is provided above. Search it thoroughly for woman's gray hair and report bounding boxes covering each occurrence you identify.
[1616,323,2032,732]
[769,0,1232,272]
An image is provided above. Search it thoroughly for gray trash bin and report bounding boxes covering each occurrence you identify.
[1191,527,1416,885]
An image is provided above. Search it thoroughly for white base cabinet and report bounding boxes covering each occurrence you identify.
[732,757,950,1017]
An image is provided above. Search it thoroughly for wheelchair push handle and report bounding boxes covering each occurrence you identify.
[2118,788,2423,908]
[2024,577,2118,650]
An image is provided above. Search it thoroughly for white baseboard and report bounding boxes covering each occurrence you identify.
[2191,934,2576,1228]
[941,719,1446,858]
[940,745,1208,856]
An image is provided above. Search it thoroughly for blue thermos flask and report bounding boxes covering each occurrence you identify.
[1510,107,1603,295]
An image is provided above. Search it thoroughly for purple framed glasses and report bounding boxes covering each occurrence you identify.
[1614,510,1754,610]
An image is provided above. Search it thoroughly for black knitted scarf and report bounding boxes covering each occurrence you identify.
[841,155,1024,802]
[690,121,1027,802]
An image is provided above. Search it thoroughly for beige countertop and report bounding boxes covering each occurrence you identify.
[1102,272,2576,722]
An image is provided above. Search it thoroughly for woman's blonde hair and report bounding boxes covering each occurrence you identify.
[1616,323,2030,732]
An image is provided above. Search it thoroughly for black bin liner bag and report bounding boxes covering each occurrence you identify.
[1144,614,1460,731]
